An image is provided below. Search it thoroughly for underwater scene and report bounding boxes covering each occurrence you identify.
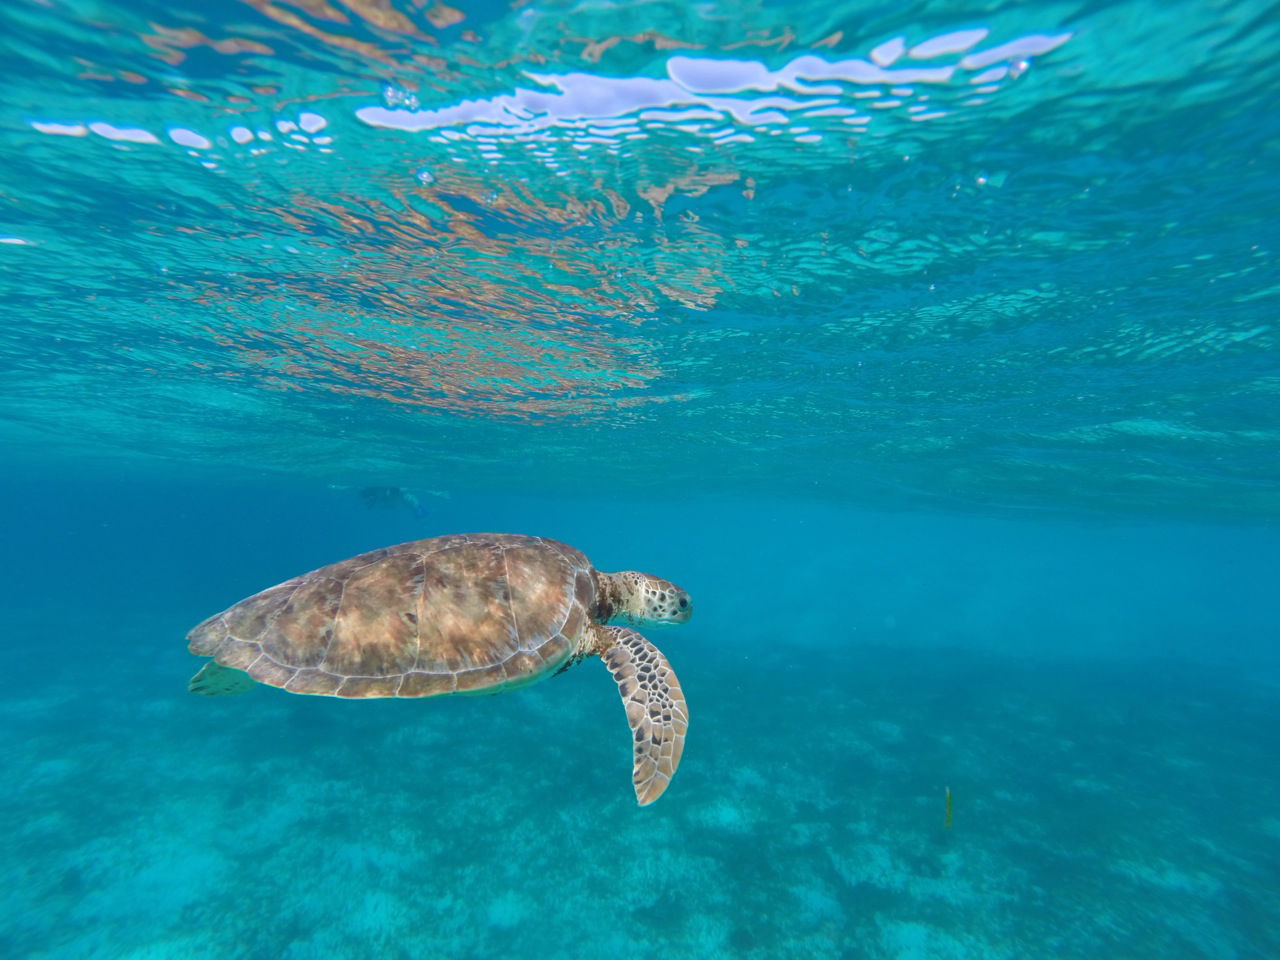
[2,0,1278,958]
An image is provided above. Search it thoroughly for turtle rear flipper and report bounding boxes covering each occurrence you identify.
[598,625,688,806]
[189,660,257,697]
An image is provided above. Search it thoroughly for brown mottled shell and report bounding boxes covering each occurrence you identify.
[186,534,599,699]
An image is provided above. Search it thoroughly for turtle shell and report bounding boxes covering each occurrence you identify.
[187,534,599,699]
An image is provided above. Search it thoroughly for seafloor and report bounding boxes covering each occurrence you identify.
[4,482,1277,959]
[5,617,1277,960]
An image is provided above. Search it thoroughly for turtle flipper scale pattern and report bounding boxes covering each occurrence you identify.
[601,625,688,806]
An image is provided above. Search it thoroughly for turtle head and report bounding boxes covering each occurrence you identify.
[603,572,693,625]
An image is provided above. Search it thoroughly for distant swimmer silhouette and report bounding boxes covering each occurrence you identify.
[358,485,428,518]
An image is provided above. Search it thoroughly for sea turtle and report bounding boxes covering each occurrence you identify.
[186,533,693,805]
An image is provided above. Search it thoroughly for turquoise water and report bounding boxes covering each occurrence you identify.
[2,1,1279,958]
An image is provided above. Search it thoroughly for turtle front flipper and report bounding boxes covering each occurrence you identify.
[598,624,688,806]
[189,660,256,696]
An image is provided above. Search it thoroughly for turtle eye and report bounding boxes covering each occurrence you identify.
[678,597,688,609]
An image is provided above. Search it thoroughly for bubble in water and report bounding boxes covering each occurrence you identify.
[381,84,419,110]
[415,167,435,185]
